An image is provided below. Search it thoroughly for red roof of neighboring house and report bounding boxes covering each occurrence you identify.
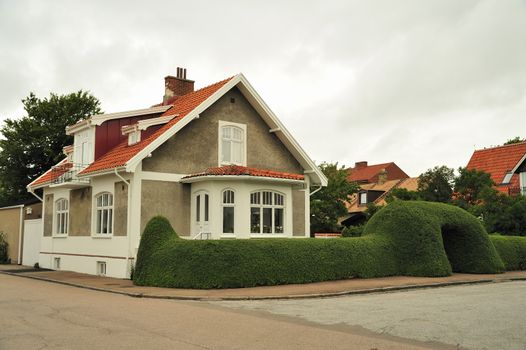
[28,159,71,187]
[347,162,409,183]
[466,141,526,193]
[79,76,233,175]
[183,165,304,181]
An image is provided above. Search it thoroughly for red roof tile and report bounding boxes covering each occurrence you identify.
[347,162,409,183]
[79,76,234,175]
[29,159,71,187]
[466,141,526,191]
[183,165,305,181]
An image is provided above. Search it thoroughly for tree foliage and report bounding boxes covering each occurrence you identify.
[310,162,359,233]
[504,136,525,145]
[417,165,455,203]
[385,187,420,203]
[453,167,495,209]
[0,91,101,205]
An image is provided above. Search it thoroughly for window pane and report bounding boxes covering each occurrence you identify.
[232,127,242,141]
[222,140,231,162]
[232,142,242,164]
[97,195,102,207]
[274,208,284,233]
[250,207,260,233]
[251,192,260,204]
[64,213,68,234]
[196,195,200,222]
[97,210,102,234]
[102,209,108,233]
[108,209,113,234]
[263,208,272,233]
[222,126,231,139]
[204,194,209,222]
[263,191,272,205]
[223,207,234,233]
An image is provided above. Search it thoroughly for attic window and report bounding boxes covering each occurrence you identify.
[128,130,141,145]
[359,192,367,205]
[502,171,513,185]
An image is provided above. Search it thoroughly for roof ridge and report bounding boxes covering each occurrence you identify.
[474,141,526,152]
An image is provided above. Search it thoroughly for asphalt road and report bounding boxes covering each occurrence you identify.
[0,273,451,350]
[215,281,526,350]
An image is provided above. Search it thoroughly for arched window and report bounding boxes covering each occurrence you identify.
[95,193,113,234]
[220,123,245,165]
[222,189,235,234]
[250,191,285,234]
[55,198,69,235]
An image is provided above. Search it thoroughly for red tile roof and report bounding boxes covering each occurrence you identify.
[347,162,409,183]
[79,76,234,175]
[183,165,305,181]
[466,141,526,192]
[29,159,71,187]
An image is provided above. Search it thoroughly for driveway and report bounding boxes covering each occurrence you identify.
[215,281,526,350]
[0,273,451,350]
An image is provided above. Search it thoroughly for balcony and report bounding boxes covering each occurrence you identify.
[50,163,90,188]
[508,186,526,197]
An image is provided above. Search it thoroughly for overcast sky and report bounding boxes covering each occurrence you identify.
[1,0,525,176]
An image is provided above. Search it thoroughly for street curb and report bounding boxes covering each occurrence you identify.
[2,270,525,301]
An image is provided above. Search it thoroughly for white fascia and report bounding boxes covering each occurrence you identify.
[66,105,172,135]
[180,175,305,185]
[124,73,328,187]
[510,153,526,175]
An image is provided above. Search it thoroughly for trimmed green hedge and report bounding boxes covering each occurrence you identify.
[490,235,526,271]
[134,201,510,289]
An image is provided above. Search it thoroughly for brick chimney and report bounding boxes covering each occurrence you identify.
[355,161,368,170]
[163,67,194,104]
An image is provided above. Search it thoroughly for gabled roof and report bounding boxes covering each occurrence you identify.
[28,158,71,188]
[182,165,304,182]
[466,141,526,189]
[79,77,233,176]
[347,162,409,183]
[77,74,327,186]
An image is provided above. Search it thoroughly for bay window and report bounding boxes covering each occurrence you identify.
[250,191,284,234]
[222,189,235,234]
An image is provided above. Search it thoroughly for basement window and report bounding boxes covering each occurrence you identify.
[97,261,107,276]
[54,257,61,270]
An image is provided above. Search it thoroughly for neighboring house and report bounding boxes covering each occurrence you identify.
[466,141,526,196]
[27,68,327,278]
[0,198,42,265]
[341,161,412,226]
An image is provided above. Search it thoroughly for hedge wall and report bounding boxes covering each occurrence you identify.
[134,202,512,289]
[490,235,526,271]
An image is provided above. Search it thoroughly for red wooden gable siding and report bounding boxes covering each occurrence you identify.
[94,113,163,160]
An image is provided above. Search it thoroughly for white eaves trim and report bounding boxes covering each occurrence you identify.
[180,175,305,185]
[125,74,328,186]
[510,153,526,175]
[66,105,172,135]
[26,158,68,190]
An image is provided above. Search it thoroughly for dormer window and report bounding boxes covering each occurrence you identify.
[128,130,141,145]
[359,192,367,205]
[219,121,246,166]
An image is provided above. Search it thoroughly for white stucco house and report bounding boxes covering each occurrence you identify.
[27,68,327,278]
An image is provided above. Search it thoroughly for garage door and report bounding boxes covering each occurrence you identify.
[22,219,42,267]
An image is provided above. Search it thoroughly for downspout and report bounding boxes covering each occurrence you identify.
[18,206,23,264]
[309,184,323,196]
[114,167,132,278]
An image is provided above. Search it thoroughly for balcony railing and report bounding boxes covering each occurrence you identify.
[51,163,90,186]
[508,186,526,196]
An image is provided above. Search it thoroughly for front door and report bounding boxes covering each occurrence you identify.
[195,192,210,236]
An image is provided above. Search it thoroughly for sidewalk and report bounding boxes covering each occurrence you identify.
[1,264,525,300]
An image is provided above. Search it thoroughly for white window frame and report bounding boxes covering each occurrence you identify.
[221,189,235,235]
[521,172,526,196]
[97,261,107,276]
[128,130,141,145]
[218,121,247,166]
[94,192,114,236]
[250,190,285,235]
[54,198,69,236]
[359,192,367,205]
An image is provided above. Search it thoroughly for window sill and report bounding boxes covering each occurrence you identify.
[220,234,236,239]
[91,234,113,239]
[52,235,68,238]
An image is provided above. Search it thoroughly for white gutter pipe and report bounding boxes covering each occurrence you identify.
[114,168,133,278]
[309,184,323,196]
